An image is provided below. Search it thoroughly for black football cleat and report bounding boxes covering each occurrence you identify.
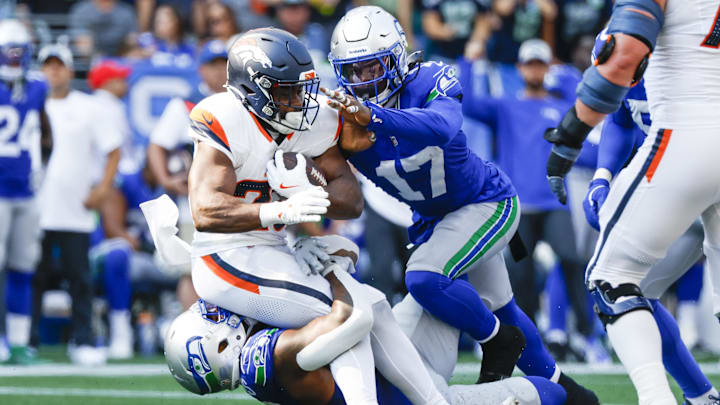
[477,323,526,383]
[558,372,600,405]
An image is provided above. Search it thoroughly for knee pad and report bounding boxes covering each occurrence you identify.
[593,34,650,86]
[591,281,652,326]
[607,0,664,50]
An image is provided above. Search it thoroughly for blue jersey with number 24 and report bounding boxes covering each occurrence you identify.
[349,61,515,244]
[0,78,47,198]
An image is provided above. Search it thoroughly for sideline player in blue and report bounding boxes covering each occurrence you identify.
[581,28,719,405]
[0,19,52,364]
[325,6,597,404]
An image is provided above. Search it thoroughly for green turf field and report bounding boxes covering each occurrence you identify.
[1,348,718,404]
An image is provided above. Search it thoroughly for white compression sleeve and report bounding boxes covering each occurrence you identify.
[369,298,449,405]
[296,269,374,371]
[330,334,378,405]
[426,366,541,405]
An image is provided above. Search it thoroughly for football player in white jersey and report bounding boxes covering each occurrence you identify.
[544,1,720,404]
[186,28,453,404]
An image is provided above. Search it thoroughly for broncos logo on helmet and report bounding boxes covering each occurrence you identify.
[231,40,273,70]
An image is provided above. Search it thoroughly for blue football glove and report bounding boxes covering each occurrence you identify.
[583,178,610,231]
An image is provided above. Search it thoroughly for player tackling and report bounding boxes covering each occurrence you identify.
[543,1,720,404]
[324,6,596,404]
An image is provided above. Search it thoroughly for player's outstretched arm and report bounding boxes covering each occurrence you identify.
[313,145,363,219]
[189,142,330,232]
[322,86,462,146]
[545,0,666,204]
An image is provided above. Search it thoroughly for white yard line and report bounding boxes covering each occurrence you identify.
[2,362,720,378]
[0,363,168,377]
[0,386,253,400]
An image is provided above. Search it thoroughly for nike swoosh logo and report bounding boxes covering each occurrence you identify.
[202,112,214,126]
[279,184,298,189]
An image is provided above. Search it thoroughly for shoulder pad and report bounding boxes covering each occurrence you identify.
[414,61,461,104]
[188,94,233,155]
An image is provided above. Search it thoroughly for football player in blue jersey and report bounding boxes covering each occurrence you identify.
[0,19,52,365]
[580,29,720,405]
[324,6,597,404]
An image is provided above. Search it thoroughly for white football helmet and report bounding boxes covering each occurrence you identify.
[329,6,409,105]
[164,300,248,395]
[0,19,32,82]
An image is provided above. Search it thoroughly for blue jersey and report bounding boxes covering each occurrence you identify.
[239,326,407,405]
[239,327,297,404]
[458,59,572,211]
[350,62,515,245]
[0,78,47,198]
[545,63,582,104]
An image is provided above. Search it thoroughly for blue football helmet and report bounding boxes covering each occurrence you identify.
[329,6,409,105]
[0,19,32,82]
[226,28,320,135]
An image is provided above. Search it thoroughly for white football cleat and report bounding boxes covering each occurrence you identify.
[107,310,133,359]
[69,344,107,366]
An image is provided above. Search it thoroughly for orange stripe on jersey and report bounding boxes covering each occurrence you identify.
[190,108,230,149]
[645,129,673,182]
[201,255,260,294]
[248,111,274,142]
[184,100,196,112]
[334,112,343,142]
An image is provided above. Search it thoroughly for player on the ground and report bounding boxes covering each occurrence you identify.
[579,28,719,405]
[544,1,720,403]
[163,236,567,405]
[0,19,52,365]
[325,6,596,404]
[185,28,451,404]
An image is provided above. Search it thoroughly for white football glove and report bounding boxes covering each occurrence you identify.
[320,255,356,277]
[258,186,330,227]
[266,150,314,198]
[294,237,331,276]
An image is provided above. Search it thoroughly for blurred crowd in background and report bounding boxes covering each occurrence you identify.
[1,0,718,368]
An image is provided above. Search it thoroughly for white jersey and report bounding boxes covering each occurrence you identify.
[188,91,342,256]
[644,0,720,129]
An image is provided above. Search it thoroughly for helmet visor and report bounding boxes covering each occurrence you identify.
[0,44,29,68]
[266,76,320,131]
[330,45,403,104]
[337,56,391,100]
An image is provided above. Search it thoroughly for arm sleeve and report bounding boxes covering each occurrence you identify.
[597,111,644,178]
[366,96,463,146]
[457,58,499,130]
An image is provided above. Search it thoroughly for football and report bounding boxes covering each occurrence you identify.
[283,151,328,187]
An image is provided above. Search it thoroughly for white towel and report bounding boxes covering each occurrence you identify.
[140,194,192,273]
